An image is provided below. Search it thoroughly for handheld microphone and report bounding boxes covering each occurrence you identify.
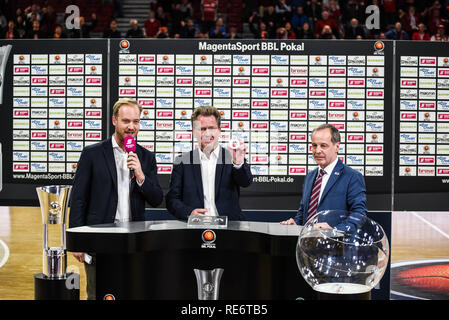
[124,136,136,178]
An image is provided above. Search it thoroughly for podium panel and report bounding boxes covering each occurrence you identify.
[66,220,313,300]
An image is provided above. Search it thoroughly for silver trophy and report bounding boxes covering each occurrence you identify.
[194,268,224,300]
[0,45,12,104]
[36,185,72,279]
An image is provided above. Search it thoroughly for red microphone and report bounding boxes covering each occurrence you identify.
[124,136,136,178]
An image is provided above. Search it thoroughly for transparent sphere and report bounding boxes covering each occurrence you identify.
[296,210,389,295]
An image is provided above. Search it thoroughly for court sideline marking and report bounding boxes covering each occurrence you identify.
[411,212,449,241]
[0,239,9,268]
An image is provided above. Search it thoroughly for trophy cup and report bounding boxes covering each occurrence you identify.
[194,268,224,300]
[0,44,12,104]
[34,185,79,300]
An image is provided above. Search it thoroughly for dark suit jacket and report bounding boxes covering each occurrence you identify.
[69,137,163,228]
[166,147,252,221]
[294,159,367,226]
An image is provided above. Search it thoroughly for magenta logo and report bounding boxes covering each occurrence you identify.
[124,136,136,153]
[252,67,269,74]
[139,56,154,62]
[157,165,172,173]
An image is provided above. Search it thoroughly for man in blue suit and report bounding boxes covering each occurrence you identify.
[281,124,367,226]
[166,106,252,221]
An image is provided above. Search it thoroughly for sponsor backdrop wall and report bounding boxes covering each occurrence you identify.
[0,39,447,212]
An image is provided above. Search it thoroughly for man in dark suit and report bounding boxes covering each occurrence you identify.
[281,124,367,226]
[166,106,252,221]
[69,98,163,299]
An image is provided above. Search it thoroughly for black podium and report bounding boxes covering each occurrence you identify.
[66,220,313,300]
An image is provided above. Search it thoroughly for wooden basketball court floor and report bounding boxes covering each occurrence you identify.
[0,206,448,300]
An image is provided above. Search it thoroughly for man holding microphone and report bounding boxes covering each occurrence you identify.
[69,98,163,299]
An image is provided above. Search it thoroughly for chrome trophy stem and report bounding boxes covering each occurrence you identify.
[36,185,72,279]
[194,268,224,300]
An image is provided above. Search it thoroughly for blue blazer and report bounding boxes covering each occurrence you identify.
[294,159,367,225]
[165,147,253,221]
[69,137,163,228]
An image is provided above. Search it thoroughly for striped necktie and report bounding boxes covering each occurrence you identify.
[306,168,326,222]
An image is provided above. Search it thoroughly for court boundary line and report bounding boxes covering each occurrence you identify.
[411,212,449,241]
[0,239,9,268]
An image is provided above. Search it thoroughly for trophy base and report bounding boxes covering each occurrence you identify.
[315,290,371,300]
[34,273,80,300]
[313,283,371,300]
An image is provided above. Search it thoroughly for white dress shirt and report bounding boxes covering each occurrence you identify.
[112,135,131,222]
[317,157,339,204]
[198,146,220,216]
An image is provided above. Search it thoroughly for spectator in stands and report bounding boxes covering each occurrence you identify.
[155,5,170,29]
[156,26,169,38]
[290,0,307,11]
[319,24,336,39]
[275,0,292,26]
[344,18,365,39]
[144,10,161,38]
[304,0,322,29]
[103,20,121,38]
[26,19,47,39]
[386,22,409,40]
[0,8,10,33]
[201,0,217,34]
[250,19,273,39]
[228,26,241,39]
[284,21,297,39]
[248,10,261,35]
[2,20,19,39]
[25,11,38,32]
[276,21,296,39]
[179,0,193,18]
[326,0,342,23]
[263,5,280,30]
[341,0,363,24]
[170,2,186,37]
[40,5,57,35]
[0,9,9,31]
[69,13,97,38]
[296,21,315,39]
[14,15,27,38]
[314,9,342,39]
[53,24,67,38]
[258,0,272,17]
[209,17,227,38]
[126,19,144,38]
[14,8,25,23]
[25,4,41,23]
[244,0,258,21]
[427,1,446,36]
[383,0,397,25]
[431,24,449,41]
[412,22,430,40]
[401,5,422,38]
[291,6,308,30]
[180,17,202,38]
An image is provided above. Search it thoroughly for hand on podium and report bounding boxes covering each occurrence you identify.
[72,252,85,263]
[280,218,296,225]
[190,208,208,216]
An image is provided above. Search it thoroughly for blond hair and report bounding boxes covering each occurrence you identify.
[112,98,142,117]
